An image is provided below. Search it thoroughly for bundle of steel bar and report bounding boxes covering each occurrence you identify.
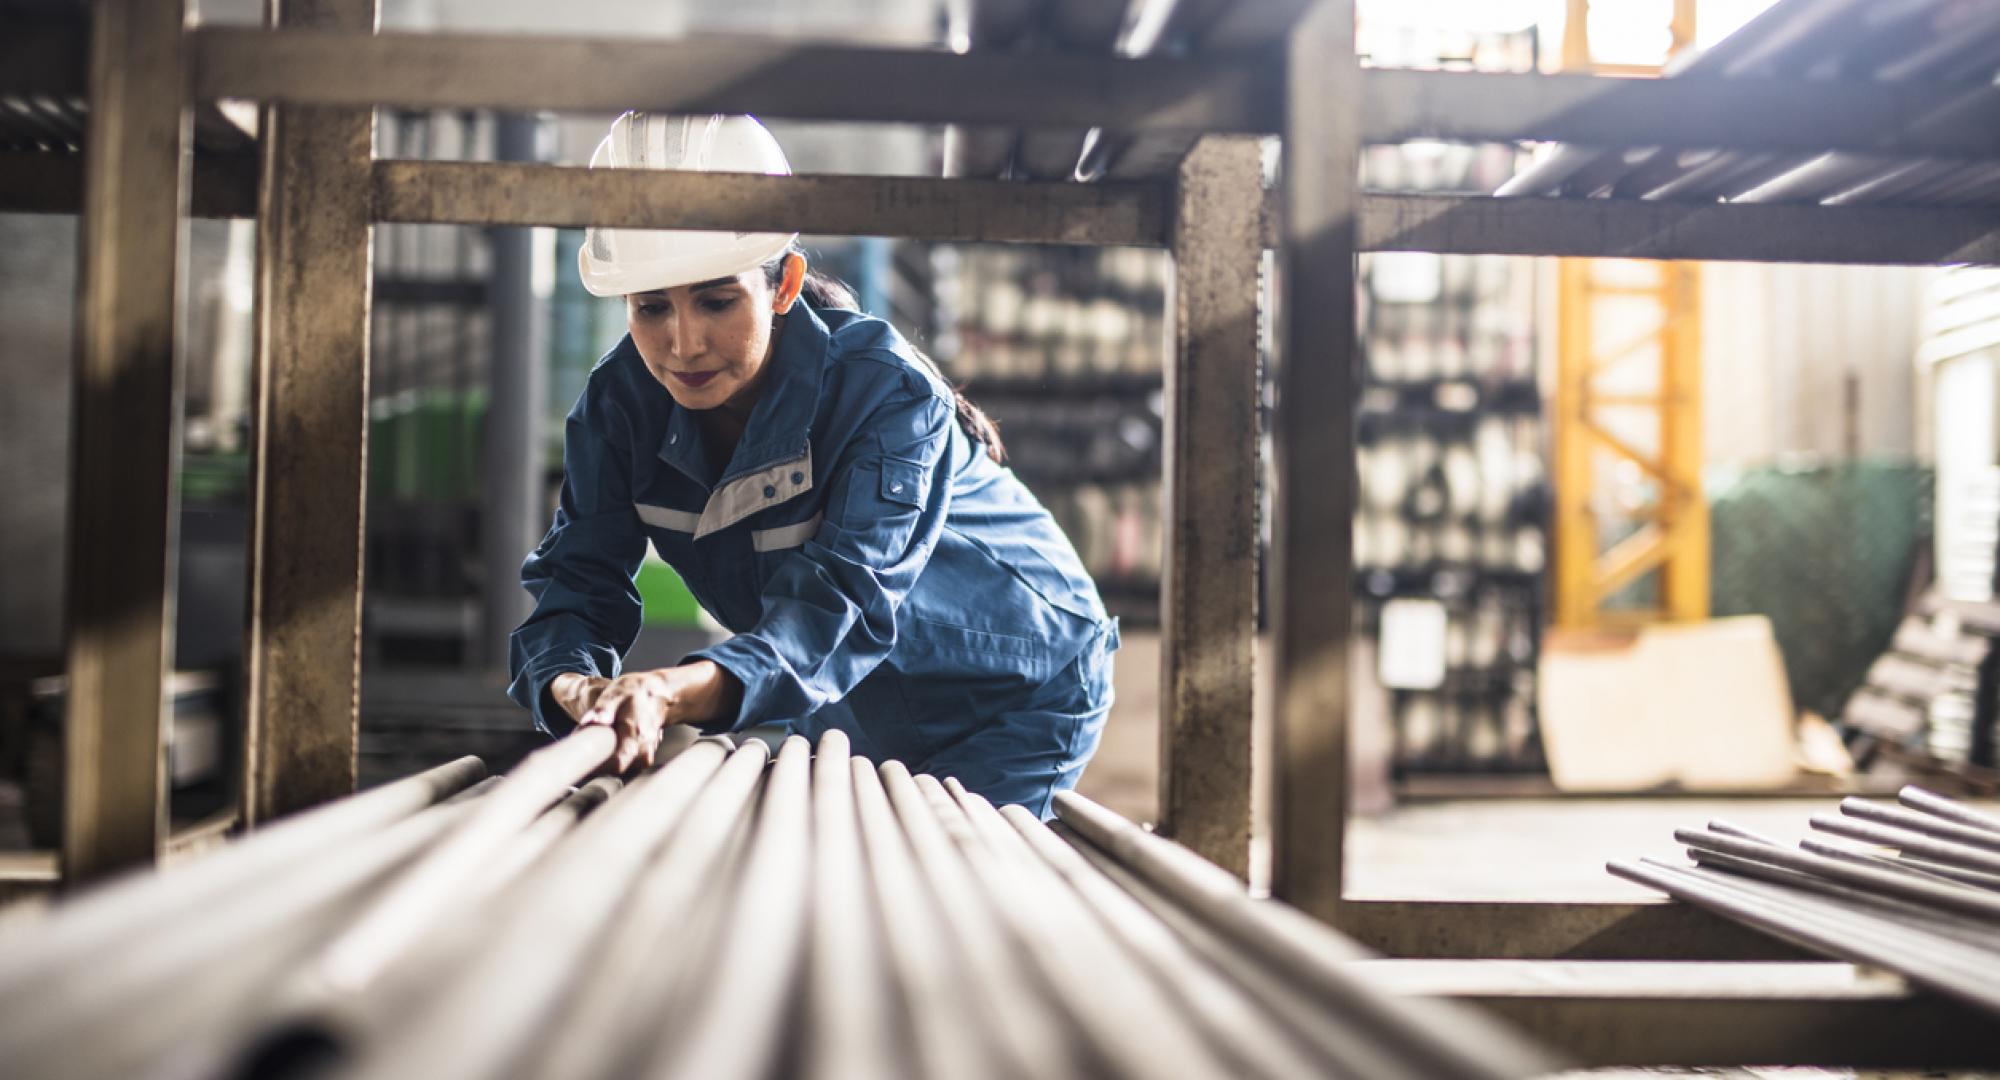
[1610,785,2000,1018]
[1496,0,2000,207]
[0,728,1558,1080]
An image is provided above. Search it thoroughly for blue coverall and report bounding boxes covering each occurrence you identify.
[508,300,1118,816]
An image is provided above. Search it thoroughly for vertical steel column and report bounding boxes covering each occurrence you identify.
[62,0,193,883]
[481,116,549,670]
[1160,136,1264,879]
[244,0,380,823]
[1271,0,1359,921]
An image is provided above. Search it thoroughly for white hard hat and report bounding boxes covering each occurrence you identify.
[577,113,798,298]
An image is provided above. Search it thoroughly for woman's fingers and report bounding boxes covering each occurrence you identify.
[577,672,675,772]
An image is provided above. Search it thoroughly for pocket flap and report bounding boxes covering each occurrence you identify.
[879,457,927,510]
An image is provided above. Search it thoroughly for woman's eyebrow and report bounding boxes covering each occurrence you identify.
[688,277,737,292]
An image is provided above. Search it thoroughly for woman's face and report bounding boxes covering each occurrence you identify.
[626,263,788,412]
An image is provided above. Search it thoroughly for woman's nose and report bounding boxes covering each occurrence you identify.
[657,312,685,360]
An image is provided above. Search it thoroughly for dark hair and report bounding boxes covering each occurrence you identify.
[765,248,1005,464]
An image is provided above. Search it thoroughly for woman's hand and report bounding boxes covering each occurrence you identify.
[549,672,610,725]
[569,661,742,773]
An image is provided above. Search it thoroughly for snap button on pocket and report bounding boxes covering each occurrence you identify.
[763,485,777,499]
[880,457,928,509]
[791,471,804,485]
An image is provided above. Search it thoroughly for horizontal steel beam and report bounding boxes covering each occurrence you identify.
[1334,899,1814,961]
[0,151,257,218]
[15,151,1994,266]
[1,19,85,97]
[15,23,2000,162]
[1355,193,2000,266]
[190,27,1279,133]
[373,160,1170,245]
[1366,69,2000,158]
[377,168,2000,265]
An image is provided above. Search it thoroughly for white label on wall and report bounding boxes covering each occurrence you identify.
[1379,597,1449,691]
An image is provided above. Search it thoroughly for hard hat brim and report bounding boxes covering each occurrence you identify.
[577,228,797,298]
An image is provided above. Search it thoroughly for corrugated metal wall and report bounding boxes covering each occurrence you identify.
[1702,263,1931,466]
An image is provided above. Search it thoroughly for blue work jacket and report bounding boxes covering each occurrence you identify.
[508,300,1117,774]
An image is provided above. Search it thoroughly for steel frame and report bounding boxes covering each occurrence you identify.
[16,0,2000,1066]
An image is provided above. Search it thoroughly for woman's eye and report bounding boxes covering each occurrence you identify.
[700,297,736,313]
[636,302,668,317]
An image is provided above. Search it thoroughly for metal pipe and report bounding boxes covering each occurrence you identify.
[0,795,481,1079]
[1677,826,2000,920]
[470,775,622,894]
[166,776,620,1080]
[1684,847,2000,953]
[309,727,617,997]
[0,754,484,1001]
[801,731,899,1080]
[847,757,998,1080]
[645,736,815,1080]
[1611,856,2000,1015]
[931,777,1242,1079]
[1840,796,2000,854]
[1903,785,2000,834]
[1797,836,1996,892]
[1707,818,1788,845]
[1052,790,1556,1080]
[1652,852,2000,967]
[1054,820,1547,1080]
[1895,853,2000,892]
[519,739,770,1080]
[1655,852,2000,979]
[1822,158,1945,205]
[997,800,1337,1080]
[1809,813,2000,877]
[878,762,1079,1078]
[342,739,734,1080]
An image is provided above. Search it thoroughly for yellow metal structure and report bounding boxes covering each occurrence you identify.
[1551,0,1709,627]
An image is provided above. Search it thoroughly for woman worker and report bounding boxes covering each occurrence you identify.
[508,112,1118,817]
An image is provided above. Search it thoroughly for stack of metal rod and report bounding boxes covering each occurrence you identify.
[1611,786,2000,1018]
[0,729,1557,1080]
[1496,0,2000,207]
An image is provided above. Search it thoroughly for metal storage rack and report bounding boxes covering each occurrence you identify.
[7,0,2000,1067]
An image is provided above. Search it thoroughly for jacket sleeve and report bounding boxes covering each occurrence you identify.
[690,389,953,728]
[507,407,648,736]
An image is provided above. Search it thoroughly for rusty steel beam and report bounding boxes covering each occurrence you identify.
[242,0,380,825]
[61,0,194,884]
[22,152,1992,268]
[1159,136,1262,879]
[190,26,1280,134]
[1331,898,1814,961]
[372,160,1170,246]
[1270,0,1359,922]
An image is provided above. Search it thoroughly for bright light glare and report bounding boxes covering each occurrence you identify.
[1588,0,1675,65]
[1697,0,1784,50]
[1356,0,1541,33]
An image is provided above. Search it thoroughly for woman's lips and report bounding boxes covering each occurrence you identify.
[669,369,718,388]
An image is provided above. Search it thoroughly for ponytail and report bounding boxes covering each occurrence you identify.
[765,247,1006,464]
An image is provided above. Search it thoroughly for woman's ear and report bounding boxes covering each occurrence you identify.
[773,252,807,315]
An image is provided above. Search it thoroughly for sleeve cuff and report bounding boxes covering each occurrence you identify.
[685,637,782,735]
[508,647,619,737]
